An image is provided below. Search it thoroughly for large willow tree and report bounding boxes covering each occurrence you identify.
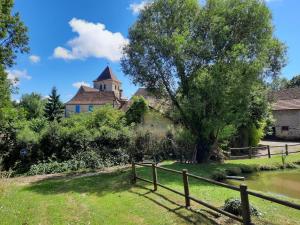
[122,0,286,162]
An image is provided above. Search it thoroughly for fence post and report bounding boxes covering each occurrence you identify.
[182,169,191,208]
[152,163,158,191]
[132,162,136,184]
[267,145,271,158]
[248,147,252,159]
[240,184,251,225]
[285,144,289,156]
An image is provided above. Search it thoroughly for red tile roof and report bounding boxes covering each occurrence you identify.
[66,86,118,105]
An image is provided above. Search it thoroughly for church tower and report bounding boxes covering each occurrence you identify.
[93,66,122,98]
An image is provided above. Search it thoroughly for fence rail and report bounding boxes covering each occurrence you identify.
[229,143,300,159]
[132,162,300,225]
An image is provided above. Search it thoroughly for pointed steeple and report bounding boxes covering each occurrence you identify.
[93,66,120,82]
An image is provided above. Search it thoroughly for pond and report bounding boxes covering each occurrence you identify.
[228,169,300,199]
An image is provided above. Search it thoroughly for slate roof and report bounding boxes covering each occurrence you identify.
[270,87,300,110]
[66,86,118,105]
[93,66,120,82]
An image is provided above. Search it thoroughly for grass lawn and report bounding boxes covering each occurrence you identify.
[0,154,300,225]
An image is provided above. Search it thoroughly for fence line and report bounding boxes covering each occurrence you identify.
[132,162,300,225]
[229,143,300,159]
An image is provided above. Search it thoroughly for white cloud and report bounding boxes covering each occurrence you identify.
[265,0,282,2]
[6,69,31,86]
[53,18,128,62]
[29,55,41,63]
[72,81,91,89]
[129,1,152,14]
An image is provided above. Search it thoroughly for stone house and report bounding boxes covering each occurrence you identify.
[65,66,128,116]
[271,87,300,140]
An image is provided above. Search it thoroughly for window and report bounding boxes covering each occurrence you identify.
[281,126,289,131]
[88,105,93,112]
[100,84,102,90]
[75,105,80,113]
[104,84,106,90]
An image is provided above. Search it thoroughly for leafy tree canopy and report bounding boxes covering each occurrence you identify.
[19,92,46,120]
[286,74,300,88]
[122,0,286,162]
[0,0,29,68]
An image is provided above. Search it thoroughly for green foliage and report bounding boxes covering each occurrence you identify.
[0,0,29,68]
[224,198,261,216]
[126,96,148,124]
[173,127,197,162]
[1,105,132,173]
[0,66,11,108]
[211,170,227,181]
[286,74,300,88]
[121,0,286,162]
[268,76,289,91]
[19,92,46,120]
[248,121,266,147]
[44,87,64,122]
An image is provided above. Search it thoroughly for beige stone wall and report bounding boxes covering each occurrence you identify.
[65,102,121,117]
[273,110,300,139]
[93,80,121,97]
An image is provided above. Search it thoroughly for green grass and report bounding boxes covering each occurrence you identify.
[0,154,300,225]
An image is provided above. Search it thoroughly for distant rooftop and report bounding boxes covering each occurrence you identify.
[271,87,300,110]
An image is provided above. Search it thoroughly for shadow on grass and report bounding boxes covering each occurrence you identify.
[24,161,243,197]
[129,184,220,225]
[24,169,133,197]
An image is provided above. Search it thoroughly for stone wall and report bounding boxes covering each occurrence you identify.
[93,80,121,97]
[273,109,300,139]
[65,104,111,117]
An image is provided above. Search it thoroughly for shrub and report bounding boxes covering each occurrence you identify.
[225,167,242,176]
[125,96,148,124]
[211,170,227,181]
[27,161,72,176]
[224,198,261,216]
[173,127,197,162]
[240,165,256,173]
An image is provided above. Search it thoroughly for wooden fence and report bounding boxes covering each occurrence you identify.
[132,162,300,225]
[229,143,300,159]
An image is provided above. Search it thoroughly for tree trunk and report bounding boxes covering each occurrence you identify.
[195,139,224,163]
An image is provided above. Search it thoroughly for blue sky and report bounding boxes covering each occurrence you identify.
[9,0,300,102]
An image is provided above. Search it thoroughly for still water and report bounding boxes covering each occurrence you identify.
[228,169,300,199]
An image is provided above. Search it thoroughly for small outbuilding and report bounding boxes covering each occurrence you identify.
[271,87,300,140]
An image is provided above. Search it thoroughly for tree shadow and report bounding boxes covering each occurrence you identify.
[129,184,220,225]
[24,169,133,197]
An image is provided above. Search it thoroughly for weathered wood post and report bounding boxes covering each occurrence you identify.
[285,144,289,156]
[248,147,252,159]
[240,184,251,225]
[152,163,158,191]
[267,145,271,158]
[132,162,136,184]
[182,169,190,208]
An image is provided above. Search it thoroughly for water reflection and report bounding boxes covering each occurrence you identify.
[228,169,300,199]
